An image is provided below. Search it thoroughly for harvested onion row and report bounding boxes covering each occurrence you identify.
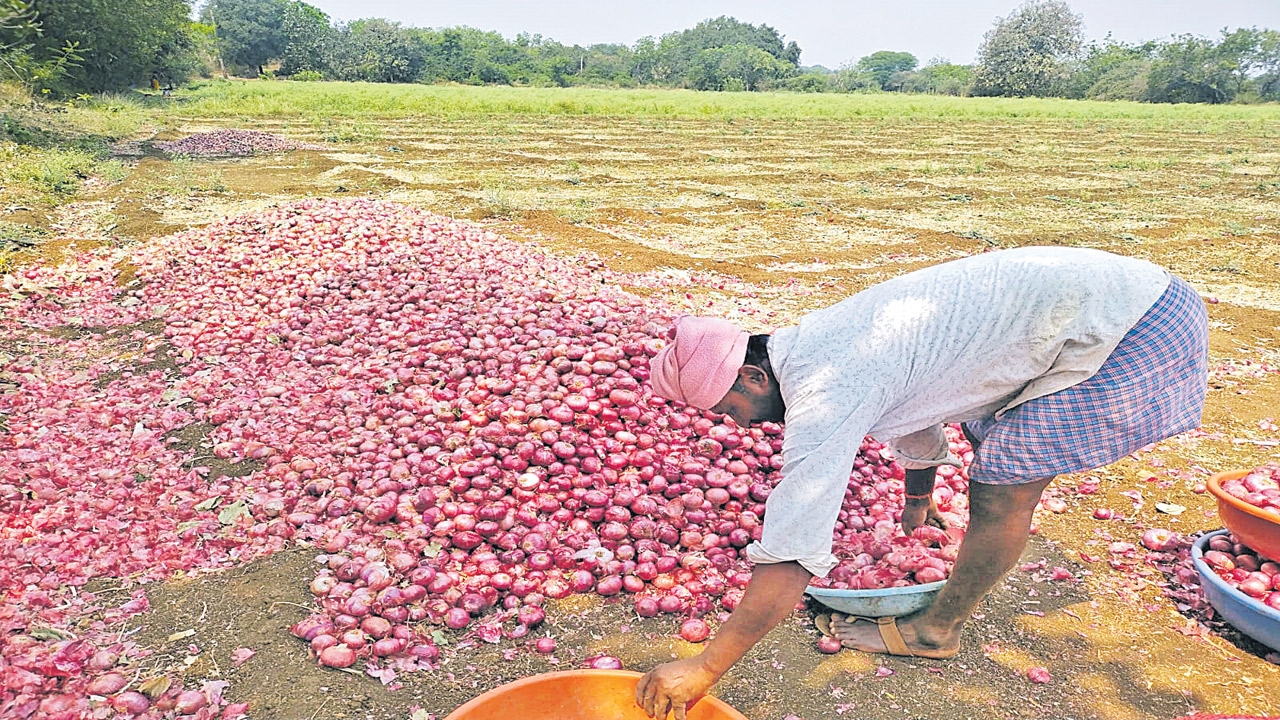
[156,129,324,156]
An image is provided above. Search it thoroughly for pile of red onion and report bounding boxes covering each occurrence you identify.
[808,426,970,590]
[1,199,971,717]
[156,129,324,156]
[1200,533,1280,611]
[1219,464,1280,517]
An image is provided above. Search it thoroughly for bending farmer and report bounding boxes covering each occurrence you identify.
[635,246,1208,719]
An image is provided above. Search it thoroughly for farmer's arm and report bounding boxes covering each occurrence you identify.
[638,398,874,717]
[636,561,812,720]
[891,425,959,534]
[902,466,947,535]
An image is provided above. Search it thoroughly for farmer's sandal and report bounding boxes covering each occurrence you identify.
[838,614,918,657]
[814,613,834,637]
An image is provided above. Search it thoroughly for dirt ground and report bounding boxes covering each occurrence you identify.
[6,111,1280,719]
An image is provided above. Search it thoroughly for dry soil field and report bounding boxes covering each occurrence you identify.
[4,87,1280,720]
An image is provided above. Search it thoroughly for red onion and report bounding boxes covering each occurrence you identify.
[175,690,208,714]
[445,608,471,629]
[319,645,357,668]
[112,692,151,715]
[361,616,392,639]
[310,634,338,654]
[85,672,128,695]
[679,618,711,643]
[518,605,546,627]
[373,638,407,657]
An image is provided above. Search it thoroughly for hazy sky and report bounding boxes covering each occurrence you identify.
[298,0,1280,69]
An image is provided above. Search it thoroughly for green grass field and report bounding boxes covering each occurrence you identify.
[170,79,1280,128]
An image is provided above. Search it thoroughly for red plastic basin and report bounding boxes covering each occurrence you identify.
[1208,470,1280,560]
[444,670,748,720]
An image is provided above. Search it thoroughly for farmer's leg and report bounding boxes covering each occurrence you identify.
[832,475,1052,656]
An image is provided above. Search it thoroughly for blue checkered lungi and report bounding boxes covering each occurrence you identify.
[965,274,1209,485]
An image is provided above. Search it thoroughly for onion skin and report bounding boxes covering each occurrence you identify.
[588,655,623,669]
[174,690,208,714]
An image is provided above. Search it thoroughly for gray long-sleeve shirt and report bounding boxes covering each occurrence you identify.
[744,247,1171,577]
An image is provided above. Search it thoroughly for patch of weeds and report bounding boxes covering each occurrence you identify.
[29,147,99,193]
[1113,232,1141,244]
[0,222,46,270]
[0,221,47,248]
[1108,157,1172,171]
[954,228,1008,247]
[559,160,583,185]
[943,193,972,203]
[1224,221,1251,237]
[555,198,595,225]
[0,123,129,203]
[84,207,121,235]
[1045,194,1082,207]
[704,189,728,198]
[1209,259,1247,274]
[479,180,521,219]
[144,155,229,195]
[764,198,805,211]
[323,121,382,144]
[97,159,127,183]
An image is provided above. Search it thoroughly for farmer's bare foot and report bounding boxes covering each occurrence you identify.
[830,614,961,659]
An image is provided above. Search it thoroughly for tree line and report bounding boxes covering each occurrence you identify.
[1,0,1277,104]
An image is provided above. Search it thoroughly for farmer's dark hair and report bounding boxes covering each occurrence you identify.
[732,334,774,391]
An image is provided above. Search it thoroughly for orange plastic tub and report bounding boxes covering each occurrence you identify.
[1208,470,1280,560]
[443,670,748,720]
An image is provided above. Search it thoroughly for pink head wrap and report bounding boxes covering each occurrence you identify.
[650,315,750,410]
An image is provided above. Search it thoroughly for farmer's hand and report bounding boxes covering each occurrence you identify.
[901,496,948,536]
[635,655,721,719]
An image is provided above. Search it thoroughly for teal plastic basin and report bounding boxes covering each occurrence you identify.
[805,580,946,617]
[1192,529,1280,652]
